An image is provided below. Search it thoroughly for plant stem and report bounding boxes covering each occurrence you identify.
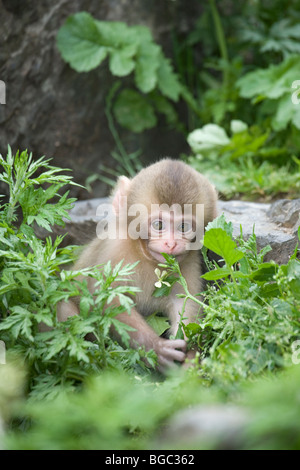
[105,82,129,163]
[208,0,230,89]
[176,264,219,315]
[229,265,241,299]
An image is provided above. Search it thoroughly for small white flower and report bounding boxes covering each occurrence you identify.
[154,268,171,288]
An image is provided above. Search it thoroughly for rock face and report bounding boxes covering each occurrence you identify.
[52,197,300,264]
[160,404,249,449]
[218,199,300,264]
[0,0,201,198]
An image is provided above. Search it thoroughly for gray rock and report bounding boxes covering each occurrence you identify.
[160,404,249,449]
[54,198,299,264]
[267,199,300,231]
[63,198,108,246]
[218,199,299,264]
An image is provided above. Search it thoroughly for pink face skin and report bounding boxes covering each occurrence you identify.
[147,211,196,263]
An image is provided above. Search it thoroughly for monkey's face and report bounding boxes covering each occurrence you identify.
[146,209,197,263]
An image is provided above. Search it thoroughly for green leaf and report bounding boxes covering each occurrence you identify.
[109,44,137,77]
[236,55,300,100]
[250,263,277,283]
[272,94,300,131]
[156,54,181,101]
[201,266,232,280]
[175,324,184,340]
[182,322,202,339]
[152,275,177,298]
[57,12,108,72]
[94,20,133,47]
[187,124,230,153]
[0,306,34,341]
[203,228,244,267]
[135,42,160,93]
[113,89,157,132]
[205,213,233,237]
[146,312,170,336]
[287,259,300,299]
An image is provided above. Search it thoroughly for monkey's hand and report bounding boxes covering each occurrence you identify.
[155,338,187,371]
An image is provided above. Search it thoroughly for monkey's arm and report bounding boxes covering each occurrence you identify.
[57,299,186,371]
[112,307,187,370]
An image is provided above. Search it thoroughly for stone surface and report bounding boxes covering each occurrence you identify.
[218,199,300,264]
[160,404,249,449]
[51,197,299,264]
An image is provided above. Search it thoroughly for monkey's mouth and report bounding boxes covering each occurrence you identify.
[148,249,184,264]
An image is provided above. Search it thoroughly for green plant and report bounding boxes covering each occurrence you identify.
[0,147,154,400]
[187,120,300,199]
[238,15,300,60]
[5,355,300,449]
[154,214,300,384]
[236,55,300,131]
[85,82,143,190]
[57,12,183,134]
[1,150,300,450]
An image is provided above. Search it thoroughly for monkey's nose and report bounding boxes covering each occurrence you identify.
[165,240,176,251]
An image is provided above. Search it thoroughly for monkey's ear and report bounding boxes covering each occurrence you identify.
[112,176,131,215]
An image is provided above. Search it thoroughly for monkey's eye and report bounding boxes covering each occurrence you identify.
[152,219,165,231]
[177,221,192,233]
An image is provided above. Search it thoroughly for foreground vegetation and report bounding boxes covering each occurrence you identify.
[0,149,299,449]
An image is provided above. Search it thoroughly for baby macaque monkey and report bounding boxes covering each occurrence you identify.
[58,159,217,370]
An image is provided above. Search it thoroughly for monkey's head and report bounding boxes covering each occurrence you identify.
[112,159,217,263]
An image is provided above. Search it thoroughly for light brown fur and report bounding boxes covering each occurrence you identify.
[57,159,217,370]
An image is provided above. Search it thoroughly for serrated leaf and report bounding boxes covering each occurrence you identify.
[236,55,300,100]
[0,306,34,341]
[156,54,181,101]
[287,259,300,299]
[135,42,160,93]
[146,312,170,336]
[203,228,244,267]
[44,334,69,360]
[31,214,52,232]
[205,213,233,237]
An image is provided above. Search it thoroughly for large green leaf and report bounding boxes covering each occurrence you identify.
[236,55,300,100]
[109,44,137,77]
[57,12,108,72]
[287,259,300,300]
[156,54,181,101]
[146,312,170,336]
[203,228,244,267]
[113,89,157,132]
[272,94,300,130]
[135,42,160,93]
[187,124,230,153]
